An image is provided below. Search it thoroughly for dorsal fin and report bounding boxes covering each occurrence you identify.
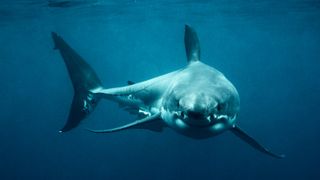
[184,25,200,63]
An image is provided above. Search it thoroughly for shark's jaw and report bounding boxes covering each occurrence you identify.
[172,110,237,126]
[161,108,237,139]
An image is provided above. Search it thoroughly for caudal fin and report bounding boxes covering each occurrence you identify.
[52,32,102,132]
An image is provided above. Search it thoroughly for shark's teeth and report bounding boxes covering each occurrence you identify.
[206,116,212,123]
[216,114,229,120]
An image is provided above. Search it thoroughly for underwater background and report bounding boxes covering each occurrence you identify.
[0,0,320,179]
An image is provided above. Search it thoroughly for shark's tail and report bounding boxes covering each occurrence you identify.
[52,32,102,132]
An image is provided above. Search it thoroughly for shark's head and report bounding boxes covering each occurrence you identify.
[160,24,240,138]
[161,64,240,138]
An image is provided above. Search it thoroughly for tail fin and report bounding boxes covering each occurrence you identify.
[52,32,102,132]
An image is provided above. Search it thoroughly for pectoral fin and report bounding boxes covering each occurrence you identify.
[230,125,285,159]
[87,113,162,133]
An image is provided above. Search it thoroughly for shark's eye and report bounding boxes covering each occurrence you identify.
[217,103,226,112]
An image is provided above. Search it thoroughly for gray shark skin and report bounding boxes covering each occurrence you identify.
[52,25,285,159]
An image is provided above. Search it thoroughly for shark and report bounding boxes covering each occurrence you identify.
[51,25,285,159]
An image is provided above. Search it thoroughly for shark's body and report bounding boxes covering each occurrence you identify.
[52,25,284,158]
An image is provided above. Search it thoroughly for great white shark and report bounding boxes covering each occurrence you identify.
[52,25,284,159]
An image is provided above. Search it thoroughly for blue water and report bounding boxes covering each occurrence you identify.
[1,0,320,179]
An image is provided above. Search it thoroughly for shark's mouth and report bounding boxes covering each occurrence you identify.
[173,111,237,127]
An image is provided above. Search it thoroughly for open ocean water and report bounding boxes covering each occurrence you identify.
[0,0,320,179]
